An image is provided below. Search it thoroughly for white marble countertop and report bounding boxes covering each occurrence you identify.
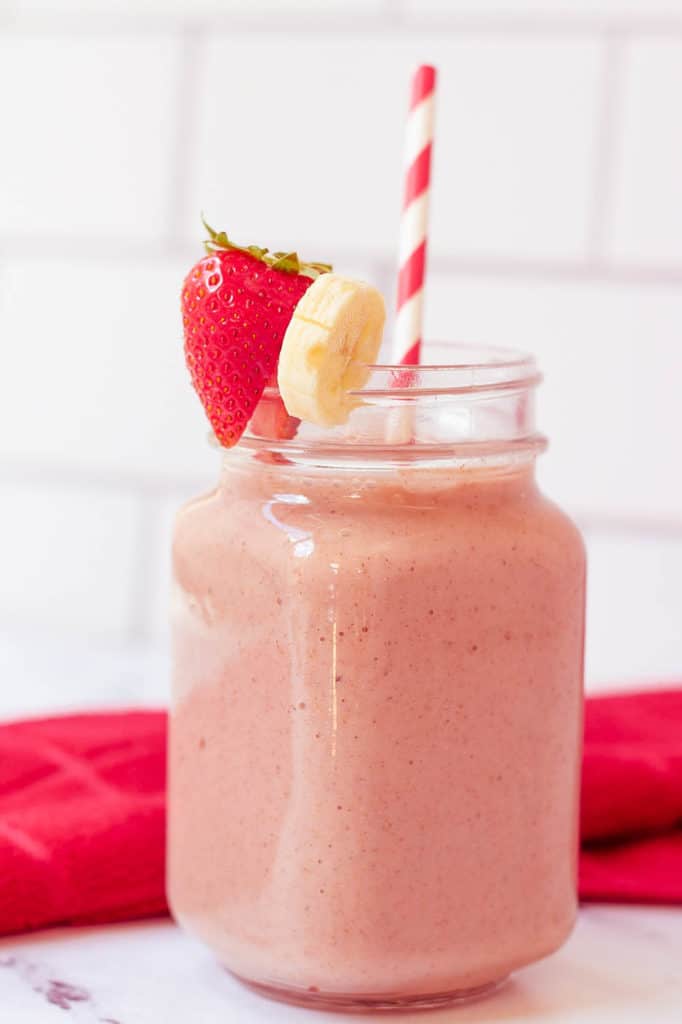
[1,628,680,1021]
[0,908,680,1023]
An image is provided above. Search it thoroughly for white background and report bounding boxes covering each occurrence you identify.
[1,0,682,711]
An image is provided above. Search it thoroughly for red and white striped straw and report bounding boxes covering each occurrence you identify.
[392,64,437,366]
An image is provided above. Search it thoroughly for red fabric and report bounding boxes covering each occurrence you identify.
[580,688,682,904]
[0,711,167,936]
[0,691,680,938]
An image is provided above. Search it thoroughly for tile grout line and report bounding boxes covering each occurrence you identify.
[3,233,682,288]
[586,32,626,262]
[126,494,164,644]
[167,24,205,247]
[574,517,682,541]
[384,14,682,38]
[0,461,211,498]
[3,12,682,38]
[385,0,406,24]
[372,254,682,289]
[3,464,682,538]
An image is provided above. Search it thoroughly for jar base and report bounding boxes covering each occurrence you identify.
[231,972,509,1013]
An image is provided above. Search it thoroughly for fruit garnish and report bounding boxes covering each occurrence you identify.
[277,274,385,427]
[202,218,332,281]
[249,393,300,442]
[181,224,331,447]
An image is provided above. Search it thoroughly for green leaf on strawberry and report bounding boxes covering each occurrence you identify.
[201,216,332,281]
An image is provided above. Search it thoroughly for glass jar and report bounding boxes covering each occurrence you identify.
[168,346,586,1012]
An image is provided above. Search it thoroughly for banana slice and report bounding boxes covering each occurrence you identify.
[277,273,385,427]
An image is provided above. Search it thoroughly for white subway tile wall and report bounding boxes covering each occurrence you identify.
[191,35,601,261]
[407,1,682,16]
[0,257,216,480]
[1,0,681,694]
[423,277,682,520]
[7,0,387,16]
[607,38,682,266]
[0,35,180,240]
[0,482,139,638]
[583,528,682,686]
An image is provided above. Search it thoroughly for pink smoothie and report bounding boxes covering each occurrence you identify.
[168,453,585,1003]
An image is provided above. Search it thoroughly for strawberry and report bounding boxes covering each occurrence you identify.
[181,223,331,447]
[249,392,300,442]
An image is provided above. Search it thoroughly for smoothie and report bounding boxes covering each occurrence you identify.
[168,452,585,1005]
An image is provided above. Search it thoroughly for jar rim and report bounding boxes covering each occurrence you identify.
[224,344,545,462]
[355,344,540,398]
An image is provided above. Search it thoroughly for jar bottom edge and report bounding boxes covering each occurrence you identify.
[230,971,510,1014]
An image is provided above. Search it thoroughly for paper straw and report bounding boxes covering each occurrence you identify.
[393,64,437,366]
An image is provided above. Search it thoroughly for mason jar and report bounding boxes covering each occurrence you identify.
[168,346,586,1012]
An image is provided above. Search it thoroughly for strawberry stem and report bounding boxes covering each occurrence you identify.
[201,216,332,280]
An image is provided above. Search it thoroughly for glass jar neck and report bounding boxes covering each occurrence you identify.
[218,446,540,517]
[223,346,546,472]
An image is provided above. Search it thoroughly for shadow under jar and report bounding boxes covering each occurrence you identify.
[167,346,586,1012]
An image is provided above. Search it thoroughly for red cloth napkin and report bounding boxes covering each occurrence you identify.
[0,691,680,938]
[0,711,166,936]
[580,688,682,904]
